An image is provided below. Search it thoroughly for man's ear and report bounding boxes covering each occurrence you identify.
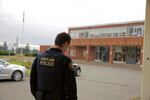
[61,43,66,49]
[64,42,69,46]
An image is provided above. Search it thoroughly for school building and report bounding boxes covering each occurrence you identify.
[68,20,144,65]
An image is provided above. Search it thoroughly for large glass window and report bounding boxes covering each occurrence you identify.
[70,31,79,39]
[106,33,112,37]
[95,31,100,38]
[95,47,101,60]
[79,31,89,38]
[113,46,141,64]
[84,32,89,38]
[128,27,133,36]
[100,33,105,37]
[114,46,122,61]
[119,32,126,36]
[127,26,144,36]
[113,32,118,37]
[137,28,142,36]
[70,25,144,39]
[70,49,76,57]
[95,46,109,62]
[79,32,83,38]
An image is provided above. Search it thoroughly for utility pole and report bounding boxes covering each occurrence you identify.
[15,36,18,54]
[20,10,25,55]
[141,0,150,99]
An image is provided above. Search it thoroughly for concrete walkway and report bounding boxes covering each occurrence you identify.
[73,60,141,70]
[77,63,141,100]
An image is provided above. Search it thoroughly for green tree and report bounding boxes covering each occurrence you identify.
[23,43,30,54]
[2,41,8,51]
[3,41,8,51]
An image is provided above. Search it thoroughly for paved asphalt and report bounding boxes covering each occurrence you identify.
[0,63,141,100]
[0,78,34,100]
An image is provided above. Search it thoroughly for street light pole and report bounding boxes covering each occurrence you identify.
[20,10,25,55]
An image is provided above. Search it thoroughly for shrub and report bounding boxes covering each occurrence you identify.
[24,52,38,57]
[0,51,15,55]
[8,60,32,69]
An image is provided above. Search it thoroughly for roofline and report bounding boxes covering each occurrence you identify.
[40,45,51,47]
[68,20,144,30]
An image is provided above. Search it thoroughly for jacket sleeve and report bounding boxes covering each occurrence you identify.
[30,56,38,99]
[64,57,77,100]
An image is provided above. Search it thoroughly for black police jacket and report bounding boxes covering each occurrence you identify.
[30,48,77,100]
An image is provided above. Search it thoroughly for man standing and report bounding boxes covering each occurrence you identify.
[30,32,77,100]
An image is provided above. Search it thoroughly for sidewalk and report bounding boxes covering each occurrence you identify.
[73,60,142,70]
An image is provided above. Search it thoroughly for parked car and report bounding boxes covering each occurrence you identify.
[0,59,27,81]
[73,63,81,76]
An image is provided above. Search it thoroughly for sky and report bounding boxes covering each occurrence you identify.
[0,0,146,46]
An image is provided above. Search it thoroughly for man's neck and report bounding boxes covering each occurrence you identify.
[53,45,63,51]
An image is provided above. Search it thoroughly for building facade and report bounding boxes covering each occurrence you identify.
[68,21,144,64]
[40,45,51,53]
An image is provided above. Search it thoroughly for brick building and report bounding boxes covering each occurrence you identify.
[40,45,51,53]
[68,20,144,64]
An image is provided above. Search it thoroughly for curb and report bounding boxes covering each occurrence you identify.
[73,60,141,70]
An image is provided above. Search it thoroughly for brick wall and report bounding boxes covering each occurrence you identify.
[70,37,143,46]
[69,37,143,64]
[40,45,51,53]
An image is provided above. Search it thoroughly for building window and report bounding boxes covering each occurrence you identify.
[106,33,112,37]
[79,32,83,38]
[127,26,144,36]
[79,31,89,38]
[113,32,118,37]
[119,32,126,36]
[84,32,89,38]
[127,27,133,36]
[95,33,99,38]
[70,49,76,57]
[137,28,142,36]
[100,33,105,37]
[114,46,122,61]
[90,33,94,38]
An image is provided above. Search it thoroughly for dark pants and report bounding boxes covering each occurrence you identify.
[36,91,54,100]
[36,91,66,100]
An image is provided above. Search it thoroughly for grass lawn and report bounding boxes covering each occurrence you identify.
[8,60,32,69]
[0,55,34,76]
[26,69,31,76]
[8,60,32,76]
[130,97,140,100]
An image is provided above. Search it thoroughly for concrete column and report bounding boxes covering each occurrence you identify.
[140,46,143,65]
[86,46,90,62]
[109,45,113,64]
[86,46,95,62]
[141,0,150,99]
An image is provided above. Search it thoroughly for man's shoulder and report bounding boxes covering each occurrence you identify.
[60,54,71,62]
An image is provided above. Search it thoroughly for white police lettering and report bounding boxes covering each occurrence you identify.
[40,57,55,67]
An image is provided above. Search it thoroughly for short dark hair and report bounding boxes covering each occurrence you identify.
[55,32,71,46]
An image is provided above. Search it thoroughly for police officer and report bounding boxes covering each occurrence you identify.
[30,32,77,100]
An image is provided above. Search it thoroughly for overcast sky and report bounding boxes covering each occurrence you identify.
[0,0,146,45]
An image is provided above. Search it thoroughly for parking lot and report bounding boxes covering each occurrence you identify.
[0,63,141,100]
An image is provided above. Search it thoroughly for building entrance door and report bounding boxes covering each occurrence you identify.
[95,46,109,62]
[95,47,101,61]
[125,47,137,64]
